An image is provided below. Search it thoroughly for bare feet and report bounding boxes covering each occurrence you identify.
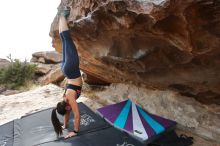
[57,6,71,18]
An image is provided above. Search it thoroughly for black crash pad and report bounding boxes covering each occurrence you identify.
[39,127,146,146]
[0,121,14,146]
[13,102,110,146]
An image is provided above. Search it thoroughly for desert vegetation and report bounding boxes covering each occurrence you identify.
[0,55,37,89]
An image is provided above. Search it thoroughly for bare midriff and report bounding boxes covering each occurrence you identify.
[67,76,83,86]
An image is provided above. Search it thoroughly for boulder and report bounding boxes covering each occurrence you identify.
[32,51,62,64]
[34,63,53,75]
[0,58,10,69]
[50,0,220,99]
[38,64,64,84]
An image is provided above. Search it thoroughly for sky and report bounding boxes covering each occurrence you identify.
[0,0,60,61]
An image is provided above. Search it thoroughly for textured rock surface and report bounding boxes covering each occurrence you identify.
[50,0,220,106]
[82,71,110,85]
[95,83,220,143]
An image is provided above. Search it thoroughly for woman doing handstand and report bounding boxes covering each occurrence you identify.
[51,7,82,139]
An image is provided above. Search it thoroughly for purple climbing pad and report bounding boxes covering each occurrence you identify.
[97,99,176,143]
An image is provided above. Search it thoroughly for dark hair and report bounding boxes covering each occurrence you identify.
[51,101,67,136]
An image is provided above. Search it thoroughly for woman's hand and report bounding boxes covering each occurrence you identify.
[64,131,77,139]
[62,125,67,130]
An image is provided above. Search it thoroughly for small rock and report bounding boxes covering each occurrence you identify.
[38,57,46,64]
[2,90,22,96]
[0,58,10,69]
[35,63,52,75]
[30,57,38,63]
[0,86,6,94]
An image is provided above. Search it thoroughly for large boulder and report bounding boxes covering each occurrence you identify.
[50,0,220,101]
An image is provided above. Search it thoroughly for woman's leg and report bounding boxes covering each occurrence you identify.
[59,15,69,33]
[59,16,81,79]
[59,16,68,69]
[60,30,65,69]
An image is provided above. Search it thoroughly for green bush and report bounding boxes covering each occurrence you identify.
[0,58,37,89]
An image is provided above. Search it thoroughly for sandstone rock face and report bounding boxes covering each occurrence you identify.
[50,0,220,106]
[82,71,110,85]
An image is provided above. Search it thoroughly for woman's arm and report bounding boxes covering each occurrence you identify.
[67,89,80,131]
[64,89,80,138]
[63,110,70,129]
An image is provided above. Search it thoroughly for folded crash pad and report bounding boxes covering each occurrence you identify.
[97,99,176,143]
